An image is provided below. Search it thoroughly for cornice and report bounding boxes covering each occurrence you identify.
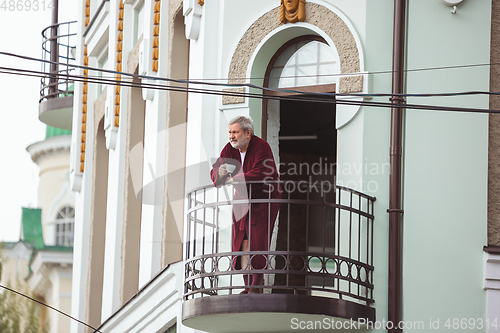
[26,135,72,164]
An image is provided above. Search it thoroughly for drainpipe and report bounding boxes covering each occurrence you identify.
[49,0,59,98]
[388,0,406,332]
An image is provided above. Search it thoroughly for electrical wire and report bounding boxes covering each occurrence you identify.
[5,49,496,84]
[0,283,103,333]
[1,51,499,115]
[2,63,499,115]
[2,50,500,101]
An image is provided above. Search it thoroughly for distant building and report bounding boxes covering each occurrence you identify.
[0,126,74,333]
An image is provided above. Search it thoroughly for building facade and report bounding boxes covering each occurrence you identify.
[0,127,75,333]
[68,0,500,332]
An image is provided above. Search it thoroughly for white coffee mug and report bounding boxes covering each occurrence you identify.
[226,164,236,175]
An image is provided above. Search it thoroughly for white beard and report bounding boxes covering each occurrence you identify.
[230,135,248,150]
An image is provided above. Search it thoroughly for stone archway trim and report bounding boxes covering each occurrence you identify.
[222,3,363,105]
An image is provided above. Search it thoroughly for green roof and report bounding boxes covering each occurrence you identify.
[21,208,45,250]
[46,126,72,139]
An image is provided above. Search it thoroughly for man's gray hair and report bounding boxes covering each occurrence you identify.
[229,116,254,135]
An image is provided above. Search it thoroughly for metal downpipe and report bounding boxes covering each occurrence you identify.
[388,0,406,332]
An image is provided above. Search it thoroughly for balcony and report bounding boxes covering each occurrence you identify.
[39,21,77,130]
[182,180,376,332]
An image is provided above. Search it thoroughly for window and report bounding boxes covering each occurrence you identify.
[134,1,145,45]
[55,206,75,246]
[268,39,340,89]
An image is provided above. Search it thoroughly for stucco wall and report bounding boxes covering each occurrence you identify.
[223,2,363,105]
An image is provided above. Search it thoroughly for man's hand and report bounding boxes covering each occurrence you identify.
[219,164,228,177]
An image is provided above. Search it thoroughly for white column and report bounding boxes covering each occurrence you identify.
[137,0,168,287]
[138,91,167,287]
[484,251,500,333]
[70,67,96,333]
[100,0,133,321]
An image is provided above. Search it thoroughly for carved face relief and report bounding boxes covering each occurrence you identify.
[280,0,306,24]
[284,0,299,13]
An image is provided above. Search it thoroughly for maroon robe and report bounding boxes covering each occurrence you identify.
[211,135,280,270]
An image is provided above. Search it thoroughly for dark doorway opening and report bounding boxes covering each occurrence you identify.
[273,95,337,294]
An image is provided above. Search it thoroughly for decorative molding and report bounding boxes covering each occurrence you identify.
[26,135,71,164]
[83,1,110,56]
[27,250,73,296]
[279,0,306,24]
[2,241,34,260]
[80,0,91,173]
[183,0,203,40]
[484,252,500,290]
[70,0,91,191]
[483,251,500,333]
[152,0,161,71]
[104,0,125,150]
[115,0,125,130]
[81,45,89,172]
[84,0,91,27]
[46,177,76,228]
[30,251,74,274]
[223,3,363,105]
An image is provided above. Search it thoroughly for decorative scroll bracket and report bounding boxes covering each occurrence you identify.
[183,0,203,40]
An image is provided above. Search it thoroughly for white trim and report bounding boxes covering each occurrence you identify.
[484,252,500,290]
[101,0,136,320]
[27,250,73,295]
[183,0,203,40]
[140,0,157,100]
[47,183,76,224]
[26,135,71,164]
[99,263,184,333]
[30,251,73,273]
[86,1,111,57]
[484,252,500,333]
[2,242,34,260]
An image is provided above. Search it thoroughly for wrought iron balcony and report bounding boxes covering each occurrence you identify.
[39,21,77,130]
[182,180,376,332]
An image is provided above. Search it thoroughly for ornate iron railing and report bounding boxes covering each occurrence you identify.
[184,180,376,305]
[40,21,77,102]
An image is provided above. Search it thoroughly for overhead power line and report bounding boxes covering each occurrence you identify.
[0,283,103,333]
[2,50,500,98]
[3,49,499,94]
[0,51,499,114]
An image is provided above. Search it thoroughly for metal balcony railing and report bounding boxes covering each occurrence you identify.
[184,180,376,308]
[40,21,77,102]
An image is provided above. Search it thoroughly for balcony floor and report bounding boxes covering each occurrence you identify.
[39,96,73,130]
[182,294,375,332]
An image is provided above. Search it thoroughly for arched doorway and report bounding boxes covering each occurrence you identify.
[264,36,339,293]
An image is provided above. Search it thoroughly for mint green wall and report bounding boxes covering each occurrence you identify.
[218,1,490,331]
[339,0,490,331]
[402,0,490,330]
[363,0,394,330]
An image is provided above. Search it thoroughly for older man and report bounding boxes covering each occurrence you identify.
[211,116,280,294]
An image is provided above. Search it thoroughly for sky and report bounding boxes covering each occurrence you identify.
[0,1,75,242]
